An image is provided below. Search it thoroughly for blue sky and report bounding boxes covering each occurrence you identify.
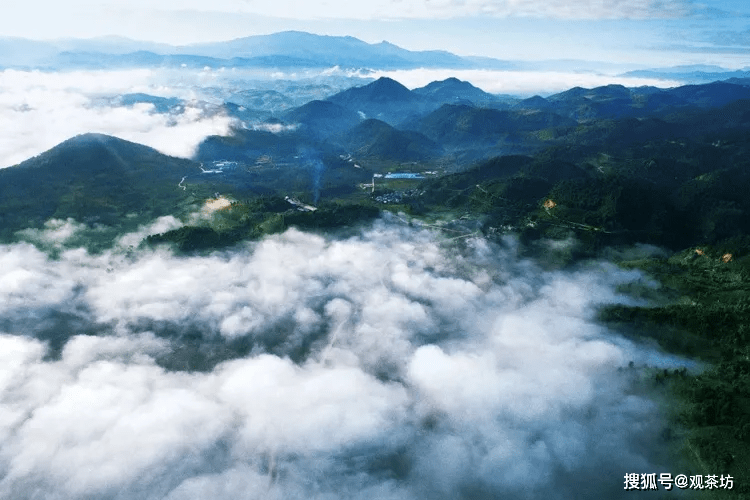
[2,0,749,67]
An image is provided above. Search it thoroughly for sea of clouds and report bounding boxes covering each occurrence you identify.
[0,68,235,168]
[0,214,682,499]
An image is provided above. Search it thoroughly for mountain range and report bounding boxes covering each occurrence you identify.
[3,31,749,85]
[0,31,490,70]
[4,75,750,243]
[620,64,750,83]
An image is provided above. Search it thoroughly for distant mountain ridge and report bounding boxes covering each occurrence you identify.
[321,76,512,126]
[506,81,750,121]
[0,31,499,71]
[178,31,474,69]
[621,65,750,84]
[200,76,750,167]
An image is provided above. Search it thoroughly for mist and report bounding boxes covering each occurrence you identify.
[0,68,234,167]
[0,214,678,499]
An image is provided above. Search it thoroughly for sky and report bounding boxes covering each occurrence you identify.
[2,0,750,67]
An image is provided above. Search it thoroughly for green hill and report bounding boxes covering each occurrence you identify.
[0,133,210,240]
[333,118,441,161]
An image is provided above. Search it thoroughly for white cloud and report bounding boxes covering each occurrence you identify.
[70,0,692,21]
[116,216,185,249]
[249,122,299,133]
[0,69,235,168]
[0,217,687,499]
[15,218,88,248]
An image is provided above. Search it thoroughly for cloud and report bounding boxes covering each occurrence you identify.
[249,122,300,133]
[72,0,693,21]
[15,218,89,248]
[0,215,688,499]
[0,69,235,168]
[116,216,186,250]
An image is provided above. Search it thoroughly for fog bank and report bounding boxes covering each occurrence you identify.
[0,216,676,499]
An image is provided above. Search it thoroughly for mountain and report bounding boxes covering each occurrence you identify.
[543,84,640,121]
[54,36,173,55]
[0,134,204,237]
[329,77,417,105]
[630,64,730,73]
[49,50,228,70]
[0,36,172,68]
[333,119,441,162]
[513,95,553,111]
[226,89,297,113]
[664,81,750,108]
[412,77,505,108]
[112,93,184,113]
[725,77,750,87]
[1,32,520,71]
[620,65,750,84]
[282,100,363,139]
[519,98,750,157]
[0,37,60,67]
[407,104,575,147]
[550,84,633,102]
[194,127,309,165]
[521,82,750,122]
[192,126,373,201]
[326,77,432,125]
[178,31,474,69]
[418,102,750,251]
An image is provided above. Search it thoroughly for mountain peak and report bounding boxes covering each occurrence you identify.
[63,132,127,144]
[1,133,199,231]
[412,78,497,105]
[51,133,159,157]
[325,77,426,125]
[329,77,415,105]
[368,77,411,92]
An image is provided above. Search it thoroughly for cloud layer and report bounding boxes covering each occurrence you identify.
[0,69,234,168]
[0,216,679,499]
[11,0,694,21]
